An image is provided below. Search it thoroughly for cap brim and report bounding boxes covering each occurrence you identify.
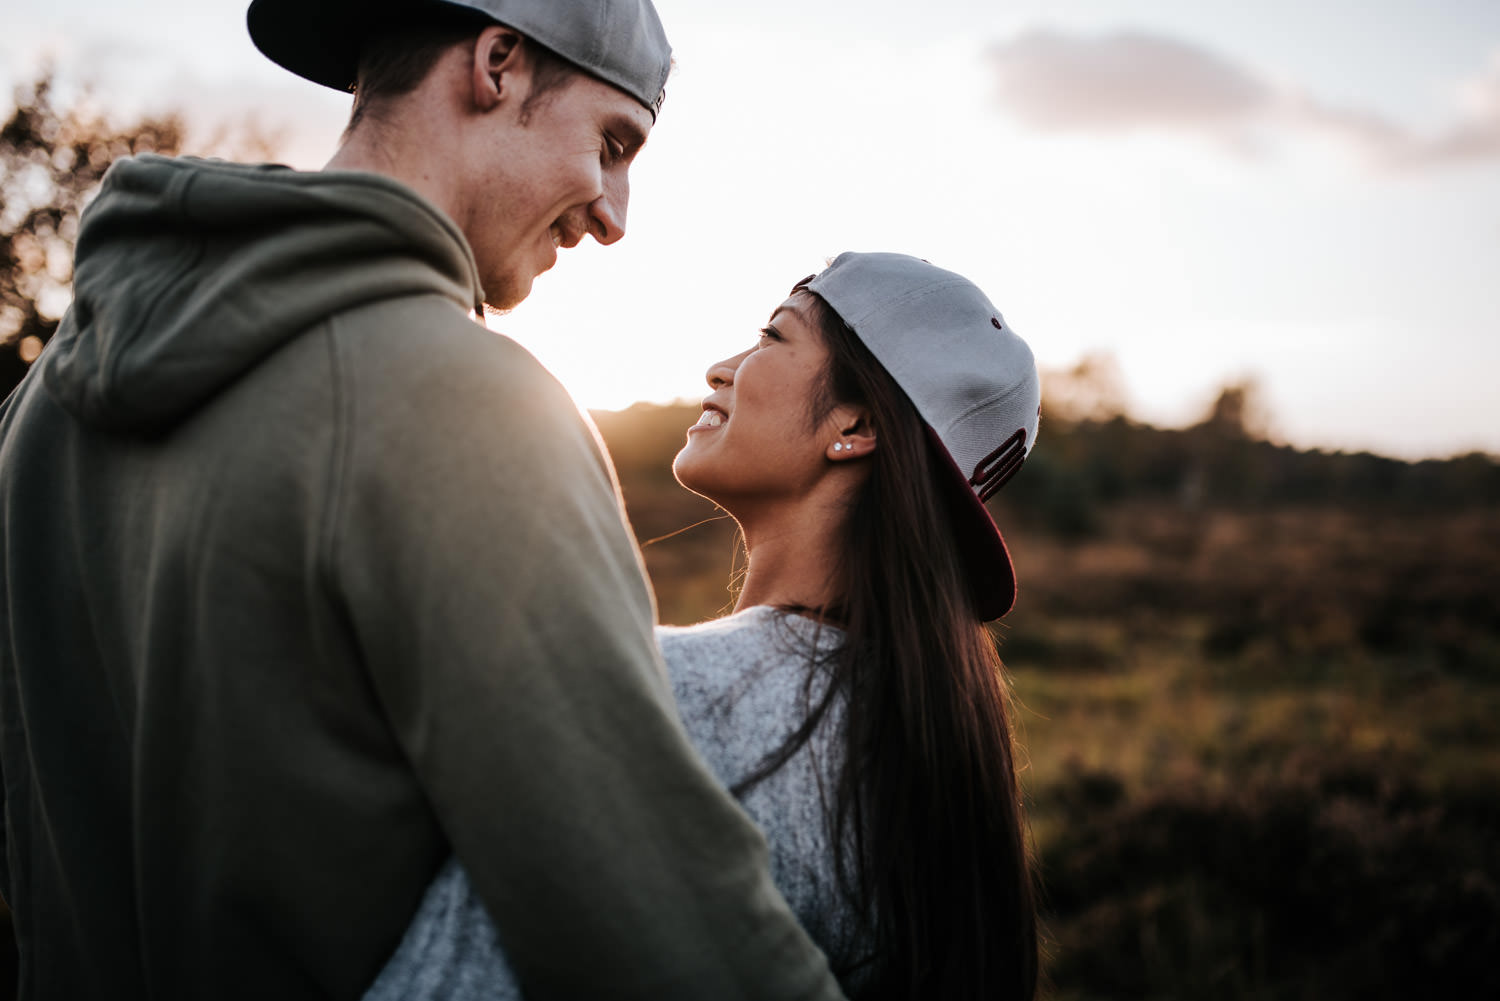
[925,426,1018,621]
[248,0,484,92]
[248,0,362,91]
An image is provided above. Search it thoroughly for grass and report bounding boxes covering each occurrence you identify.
[1001,614,1499,1000]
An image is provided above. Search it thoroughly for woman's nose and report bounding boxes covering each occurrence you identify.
[705,348,751,390]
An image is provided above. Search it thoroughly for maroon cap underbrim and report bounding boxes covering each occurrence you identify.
[924,426,1019,621]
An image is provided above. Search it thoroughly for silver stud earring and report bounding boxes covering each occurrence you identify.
[833,441,845,452]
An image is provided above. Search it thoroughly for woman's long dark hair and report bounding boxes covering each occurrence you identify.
[734,287,1038,1001]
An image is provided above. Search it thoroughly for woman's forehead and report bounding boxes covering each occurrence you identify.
[768,292,818,329]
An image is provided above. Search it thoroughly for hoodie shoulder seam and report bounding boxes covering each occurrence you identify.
[317,316,354,631]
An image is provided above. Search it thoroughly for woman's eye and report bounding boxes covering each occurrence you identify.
[604,135,625,161]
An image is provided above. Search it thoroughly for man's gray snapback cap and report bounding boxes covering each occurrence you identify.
[247,0,672,118]
[807,252,1041,620]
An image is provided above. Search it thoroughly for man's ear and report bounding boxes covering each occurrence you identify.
[826,406,877,461]
[471,26,526,112]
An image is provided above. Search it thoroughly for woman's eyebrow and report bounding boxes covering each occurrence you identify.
[764,304,795,327]
[769,298,813,327]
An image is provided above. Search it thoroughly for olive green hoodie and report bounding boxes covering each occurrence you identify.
[0,156,840,1001]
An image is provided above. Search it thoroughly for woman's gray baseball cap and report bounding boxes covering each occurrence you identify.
[806,252,1041,620]
[247,0,671,119]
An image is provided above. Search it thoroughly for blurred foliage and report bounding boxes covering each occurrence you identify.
[1,69,186,398]
[1,67,277,403]
[1039,750,1500,1000]
[1003,411,1500,541]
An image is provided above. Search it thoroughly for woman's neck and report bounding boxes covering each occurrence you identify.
[733,496,847,614]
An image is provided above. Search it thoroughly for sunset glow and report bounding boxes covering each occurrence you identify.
[6,0,1498,459]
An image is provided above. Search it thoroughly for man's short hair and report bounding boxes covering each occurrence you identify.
[347,9,581,133]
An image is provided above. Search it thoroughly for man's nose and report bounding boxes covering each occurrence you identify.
[588,171,629,246]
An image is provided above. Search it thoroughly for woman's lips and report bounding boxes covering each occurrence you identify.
[688,407,727,434]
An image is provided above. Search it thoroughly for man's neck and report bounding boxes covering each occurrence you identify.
[324,108,464,226]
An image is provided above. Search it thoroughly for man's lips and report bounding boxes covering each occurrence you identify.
[551,222,584,249]
[540,224,577,275]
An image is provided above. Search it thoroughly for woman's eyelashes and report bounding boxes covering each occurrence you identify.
[758,326,782,346]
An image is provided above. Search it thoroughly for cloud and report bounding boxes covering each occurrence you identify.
[1406,50,1500,168]
[987,30,1271,132]
[987,29,1500,172]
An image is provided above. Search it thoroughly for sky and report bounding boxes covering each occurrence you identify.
[5,0,1499,460]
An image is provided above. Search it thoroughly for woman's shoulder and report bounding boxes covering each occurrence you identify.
[657,605,839,653]
[656,607,842,783]
[656,604,778,652]
[656,607,839,689]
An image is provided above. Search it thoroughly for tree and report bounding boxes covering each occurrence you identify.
[1,70,185,398]
[1040,351,1130,425]
[1197,377,1270,440]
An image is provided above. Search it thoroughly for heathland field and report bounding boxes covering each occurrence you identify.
[594,400,1500,1001]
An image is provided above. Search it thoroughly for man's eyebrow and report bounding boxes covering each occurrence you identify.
[610,114,649,152]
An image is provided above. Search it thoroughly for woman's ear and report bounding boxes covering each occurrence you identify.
[471,26,525,112]
[826,407,877,461]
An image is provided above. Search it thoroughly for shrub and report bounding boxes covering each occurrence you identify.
[1039,751,1500,1000]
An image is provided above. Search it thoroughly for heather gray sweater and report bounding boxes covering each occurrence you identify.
[366,606,867,1000]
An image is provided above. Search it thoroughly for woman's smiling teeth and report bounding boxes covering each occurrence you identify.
[695,410,725,428]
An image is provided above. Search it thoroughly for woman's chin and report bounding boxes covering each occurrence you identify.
[671,449,703,492]
[671,451,721,506]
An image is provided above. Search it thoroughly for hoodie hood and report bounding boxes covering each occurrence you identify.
[41,155,484,433]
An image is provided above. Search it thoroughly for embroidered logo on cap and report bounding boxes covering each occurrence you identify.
[969,429,1027,502]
